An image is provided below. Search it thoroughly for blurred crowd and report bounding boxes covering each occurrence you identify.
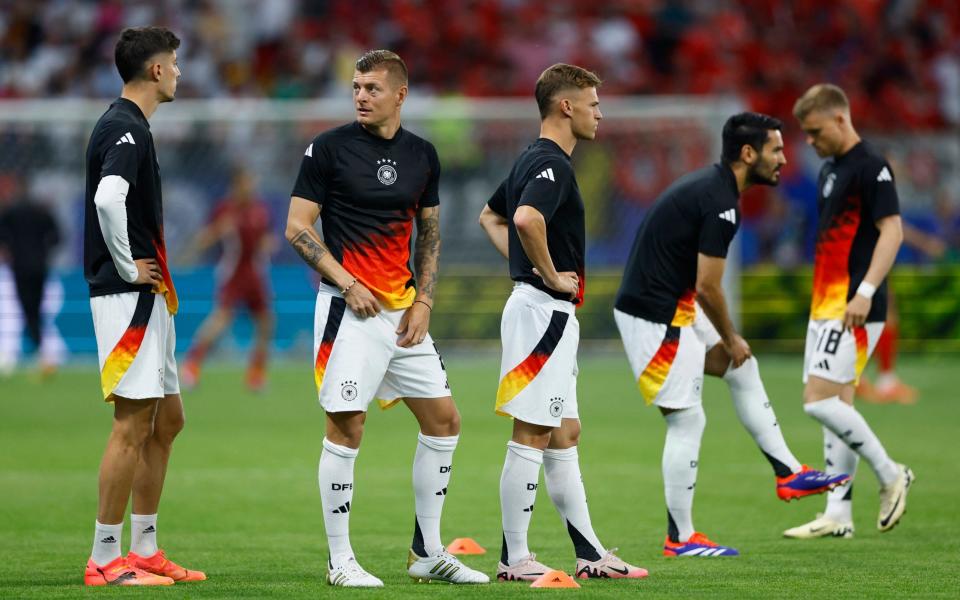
[1,0,959,130]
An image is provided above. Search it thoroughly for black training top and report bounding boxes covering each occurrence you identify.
[615,163,740,326]
[291,121,440,309]
[83,98,173,304]
[810,141,900,323]
[487,138,585,304]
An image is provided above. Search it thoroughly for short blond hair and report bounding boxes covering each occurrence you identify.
[793,84,850,121]
[535,63,602,120]
[356,49,408,86]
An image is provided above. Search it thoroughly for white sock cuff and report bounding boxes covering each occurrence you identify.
[804,396,843,418]
[664,405,706,430]
[323,437,359,459]
[543,446,578,462]
[722,356,760,389]
[95,520,123,531]
[130,513,157,522]
[417,432,459,451]
[506,440,544,464]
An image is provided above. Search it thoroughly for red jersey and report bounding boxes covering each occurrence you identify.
[210,199,270,282]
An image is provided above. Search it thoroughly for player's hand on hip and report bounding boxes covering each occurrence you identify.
[544,271,579,301]
[844,294,871,330]
[133,258,163,286]
[344,282,381,318]
[396,301,431,347]
[724,334,752,368]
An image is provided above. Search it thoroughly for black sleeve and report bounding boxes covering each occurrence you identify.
[419,143,441,208]
[487,178,508,217]
[698,193,740,258]
[100,124,145,186]
[517,161,570,221]
[291,136,332,205]
[862,159,900,222]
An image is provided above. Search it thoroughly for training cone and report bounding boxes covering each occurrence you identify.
[446,537,486,555]
[530,570,580,588]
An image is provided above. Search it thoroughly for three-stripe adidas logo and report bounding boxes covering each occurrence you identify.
[435,487,447,496]
[535,167,555,181]
[679,547,731,557]
[522,504,534,513]
[815,359,830,371]
[877,166,892,182]
[115,132,135,146]
[305,143,313,157]
[719,209,737,224]
[100,535,117,544]
[429,558,461,579]
[331,501,351,514]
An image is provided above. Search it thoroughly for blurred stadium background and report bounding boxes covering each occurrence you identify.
[0,0,958,366]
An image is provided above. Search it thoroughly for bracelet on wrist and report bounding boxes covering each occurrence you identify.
[340,278,357,295]
[856,281,876,299]
[414,299,433,311]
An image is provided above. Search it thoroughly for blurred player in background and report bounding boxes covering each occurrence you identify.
[286,50,487,587]
[480,64,647,581]
[0,176,66,376]
[82,27,204,586]
[786,83,914,540]
[614,113,848,558]
[181,168,274,392]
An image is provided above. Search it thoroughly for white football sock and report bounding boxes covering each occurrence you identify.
[91,520,122,566]
[411,433,458,557]
[499,441,543,566]
[129,513,158,557]
[543,446,604,561]
[804,397,899,485]
[724,357,802,476]
[319,437,358,567]
[822,426,858,522]
[663,406,706,543]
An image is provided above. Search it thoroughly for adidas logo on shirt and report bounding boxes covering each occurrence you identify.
[719,209,737,224]
[876,166,892,182]
[305,143,313,157]
[535,167,555,181]
[114,132,135,146]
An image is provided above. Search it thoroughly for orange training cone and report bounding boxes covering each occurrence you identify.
[530,570,580,588]
[446,538,487,555]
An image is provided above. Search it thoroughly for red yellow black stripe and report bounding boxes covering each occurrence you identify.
[638,325,681,405]
[100,292,154,400]
[315,297,346,392]
[496,310,569,415]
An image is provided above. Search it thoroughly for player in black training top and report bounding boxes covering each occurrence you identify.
[785,84,913,540]
[285,50,486,587]
[615,112,848,558]
[82,27,205,586]
[479,63,647,581]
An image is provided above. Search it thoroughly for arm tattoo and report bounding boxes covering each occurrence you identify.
[414,207,441,301]
[290,228,329,272]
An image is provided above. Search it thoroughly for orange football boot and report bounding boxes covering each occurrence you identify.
[84,556,174,586]
[127,549,207,582]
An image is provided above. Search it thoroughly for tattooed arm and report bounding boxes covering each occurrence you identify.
[285,196,380,317]
[396,205,440,347]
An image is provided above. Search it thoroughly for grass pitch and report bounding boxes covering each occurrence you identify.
[1,353,957,598]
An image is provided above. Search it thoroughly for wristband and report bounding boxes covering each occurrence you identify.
[340,279,358,295]
[414,299,433,311]
[856,281,876,299]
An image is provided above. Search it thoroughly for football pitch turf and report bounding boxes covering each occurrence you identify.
[1,354,957,598]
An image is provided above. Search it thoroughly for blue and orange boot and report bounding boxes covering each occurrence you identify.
[777,465,850,501]
[663,532,739,557]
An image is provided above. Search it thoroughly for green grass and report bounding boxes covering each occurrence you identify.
[1,353,957,598]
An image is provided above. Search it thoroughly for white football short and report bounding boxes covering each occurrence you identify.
[313,284,450,412]
[614,309,705,409]
[692,301,722,349]
[496,283,579,427]
[803,319,884,385]
[91,291,179,401]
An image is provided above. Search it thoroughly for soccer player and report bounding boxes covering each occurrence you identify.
[182,168,274,391]
[479,64,647,581]
[286,50,487,587]
[784,84,914,539]
[82,27,204,585]
[613,113,850,557]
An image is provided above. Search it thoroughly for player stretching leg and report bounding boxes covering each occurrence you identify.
[479,64,647,582]
[286,50,486,587]
[785,84,914,540]
[614,113,849,558]
[82,27,204,585]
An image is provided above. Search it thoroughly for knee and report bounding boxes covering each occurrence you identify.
[327,413,365,449]
[418,404,461,438]
[112,417,154,450]
[153,411,185,445]
[549,420,581,449]
[436,408,461,437]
